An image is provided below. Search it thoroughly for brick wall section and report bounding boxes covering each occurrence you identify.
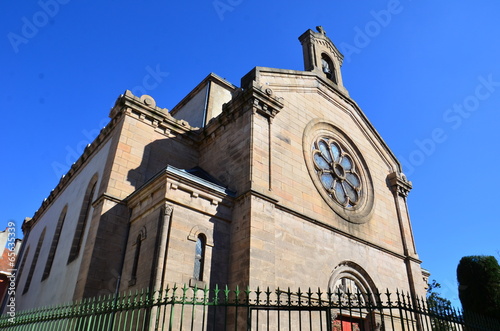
[199,109,252,193]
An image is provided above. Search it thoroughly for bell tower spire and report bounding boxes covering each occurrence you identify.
[299,27,348,95]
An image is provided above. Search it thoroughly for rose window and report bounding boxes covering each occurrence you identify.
[312,137,362,208]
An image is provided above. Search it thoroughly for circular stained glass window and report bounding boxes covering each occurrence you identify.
[303,119,374,224]
[312,137,361,208]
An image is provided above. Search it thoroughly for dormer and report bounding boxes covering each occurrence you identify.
[299,26,348,95]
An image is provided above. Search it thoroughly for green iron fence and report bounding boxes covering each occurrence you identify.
[0,285,499,330]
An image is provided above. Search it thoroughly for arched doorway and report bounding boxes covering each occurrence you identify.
[328,261,381,331]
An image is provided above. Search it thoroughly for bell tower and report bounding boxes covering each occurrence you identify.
[299,26,348,95]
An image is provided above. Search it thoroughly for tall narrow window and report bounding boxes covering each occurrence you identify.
[42,206,67,281]
[129,234,142,286]
[23,228,46,294]
[17,246,30,284]
[68,175,98,263]
[193,234,206,281]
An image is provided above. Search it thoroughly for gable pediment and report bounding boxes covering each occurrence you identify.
[241,66,401,173]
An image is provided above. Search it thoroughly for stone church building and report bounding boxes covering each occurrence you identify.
[9,28,427,313]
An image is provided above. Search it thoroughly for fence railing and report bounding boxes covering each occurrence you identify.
[0,285,499,330]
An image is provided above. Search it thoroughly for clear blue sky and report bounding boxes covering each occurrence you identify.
[2,1,500,308]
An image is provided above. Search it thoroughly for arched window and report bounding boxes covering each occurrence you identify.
[23,228,46,294]
[68,175,98,263]
[129,228,146,286]
[42,206,67,281]
[321,53,337,83]
[193,234,206,281]
[17,246,30,284]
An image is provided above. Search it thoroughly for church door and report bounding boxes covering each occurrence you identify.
[332,317,362,331]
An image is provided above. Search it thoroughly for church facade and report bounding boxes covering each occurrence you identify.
[8,28,427,314]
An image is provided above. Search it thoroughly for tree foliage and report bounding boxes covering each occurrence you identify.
[427,279,452,309]
[457,255,500,321]
[427,280,455,331]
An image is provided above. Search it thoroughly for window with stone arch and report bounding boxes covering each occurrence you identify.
[23,228,46,295]
[42,205,67,281]
[68,174,98,264]
[321,53,337,83]
[188,226,213,287]
[329,261,380,331]
[193,234,206,282]
[129,227,146,287]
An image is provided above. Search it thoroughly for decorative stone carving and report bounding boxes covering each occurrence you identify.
[222,81,283,120]
[138,226,147,241]
[187,225,214,247]
[164,203,174,216]
[140,95,156,108]
[387,171,413,197]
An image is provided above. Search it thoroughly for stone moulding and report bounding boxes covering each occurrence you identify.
[387,171,413,198]
[26,113,120,231]
[112,90,198,139]
[201,80,283,142]
[126,164,235,224]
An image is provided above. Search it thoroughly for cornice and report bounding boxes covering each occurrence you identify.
[29,112,120,225]
[126,165,236,204]
[232,186,420,263]
[201,80,284,140]
[111,90,199,140]
[126,165,235,223]
[235,189,279,204]
[275,202,421,263]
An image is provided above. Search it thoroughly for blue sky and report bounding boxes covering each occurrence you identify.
[2,1,500,308]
